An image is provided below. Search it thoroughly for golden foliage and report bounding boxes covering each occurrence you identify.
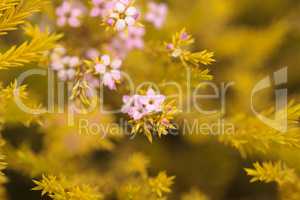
[0,24,62,69]
[245,161,300,200]
[148,171,175,198]
[33,174,103,200]
[219,101,300,157]
[0,0,47,35]
[0,138,7,198]
[0,80,44,126]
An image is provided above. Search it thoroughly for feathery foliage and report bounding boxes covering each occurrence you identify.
[0,0,47,35]
[33,174,103,200]
[245,161,300,200]
[0,24,62,69]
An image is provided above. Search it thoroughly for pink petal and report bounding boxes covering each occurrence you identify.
[67,69,76,80]
[101,55,111,65]
[95,63,106,74]
[103,73,116,90]
[57,17,67,26]
[125,16,135,26]
[115,19,126,31]
[68,17,81,27]
[58,70,67,81]
[126,7,137,16]
[115,2,126,13]
[111,70,121,80]
[111,59,122,69]
[147,88,156,96]
[90,7,101,17]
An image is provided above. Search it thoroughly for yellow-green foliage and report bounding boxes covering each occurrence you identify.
[0,0,300,200]
[245,161,300,200]
[0,80,44,126]
[0,24,62,69]
[33,174,103,200]
[219,101,300,157]
[0,0,47,35]
[0,138,7,199]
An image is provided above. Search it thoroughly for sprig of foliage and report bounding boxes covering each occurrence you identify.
[130,100,179,143]
[165,28,215,68]
[219,101,300,157]
[245,161,300,200]
[33,174,103,200]
[0,0,47,35]
[245,161,295,184]
[0,24,62,69]
[0,0,19,13]
[0,138,7,198]
[148,171,175,198]
[0,80,44,126]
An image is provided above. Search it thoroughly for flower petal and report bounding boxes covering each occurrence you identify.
[116,19,126,31]
[126,6,137,16]
[125,16,135,26]
[101,55,111,65]
[95,63,107,74]
[111,59,122,69]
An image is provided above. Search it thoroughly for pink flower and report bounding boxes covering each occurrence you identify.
[84,74,100,97]
[106,26,145,59]
[106,38,129,59]
[119,26,145,50]
[145,2,168,29]
[166,43,174,50]
[94,55,122,90]
[56,1,83,27]
[140,88,165,112]
[121,95,138,114]
[106,0,139,31]
[121,95,147,120]
[85,48,100,60]
[90,0,113,18]
[50,46,80,81]
[121,88,166,120]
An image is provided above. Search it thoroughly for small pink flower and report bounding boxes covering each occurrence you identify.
[121,95,138,114]
[94,55,122,90]
[166,43,174,50]
[106,26,145,59]
[56,1,84,27]
[145,2,168,29]
[119,26,145,50]
[106,37,129,59]
[50,47,80,81]
[131,106,147,120]
[180,32,189,40]
[121,95,147,120]
[90,0,112,18]
[121,88,166,120]
[107,0,139,31]
[85,48,100,60]
[140,88,165,112]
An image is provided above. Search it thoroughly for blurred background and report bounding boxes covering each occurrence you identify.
[1,0,300,199]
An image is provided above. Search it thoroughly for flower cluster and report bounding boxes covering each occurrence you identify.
[94,54,122,90]
[56,1,84,27]
[106,0,140,31]
[122,88,178,142]
[145,2,168,29]
[108,25,145,58]
[165,28,215,67]
[122,88,166,120]
[90,0,113,18]
[50,46,80,81]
